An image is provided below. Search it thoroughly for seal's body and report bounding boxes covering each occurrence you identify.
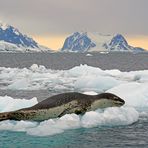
[0,92,125,121]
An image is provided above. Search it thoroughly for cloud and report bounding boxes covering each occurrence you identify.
[0,0,148,36]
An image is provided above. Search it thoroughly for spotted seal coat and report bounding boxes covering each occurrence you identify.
[0,92,125,121]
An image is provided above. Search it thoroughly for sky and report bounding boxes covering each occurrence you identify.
[0,0,148,50]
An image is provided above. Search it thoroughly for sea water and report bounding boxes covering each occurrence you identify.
[1,122,148,148]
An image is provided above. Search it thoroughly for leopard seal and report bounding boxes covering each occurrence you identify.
[0,92,125,121]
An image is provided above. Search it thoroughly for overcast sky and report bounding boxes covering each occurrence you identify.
[0,0,148,49]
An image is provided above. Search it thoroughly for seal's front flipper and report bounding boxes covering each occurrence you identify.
[58,108,72,117]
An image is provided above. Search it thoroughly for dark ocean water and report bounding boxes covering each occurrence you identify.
[0,52,148,148]
[0,52,147,71]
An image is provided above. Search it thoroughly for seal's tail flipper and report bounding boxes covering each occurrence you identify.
[0,112,11,121]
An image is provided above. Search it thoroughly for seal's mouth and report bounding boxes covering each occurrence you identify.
[114,100,125,106]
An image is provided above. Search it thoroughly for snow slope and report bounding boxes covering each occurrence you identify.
[61,32,146,52]
[0,22,52,52]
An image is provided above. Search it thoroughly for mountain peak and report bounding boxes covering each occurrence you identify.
[111,34,128,44]
[0,21,52,52]
[61,32,146,52]
[0,21,9,30]
[107,34,131,51]
[0,22,39,49]
[61,32,96,52]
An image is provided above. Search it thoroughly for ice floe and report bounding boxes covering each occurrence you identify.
[0,64,147,136]
[0,64,147,93]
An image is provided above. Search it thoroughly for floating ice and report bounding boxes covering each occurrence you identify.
[0,104,139,136]
[0,64,147,136]
[67,64,106,77]
[81,107,139,128]
[27,114,81,136]
[74,75,120,92]
[83,91,98,95]
[86,53,93,56]
[0,96,37,112]
[27,107,139,136]
[0,64,147,93]
[0,120,37,132]
[0,93,141,137]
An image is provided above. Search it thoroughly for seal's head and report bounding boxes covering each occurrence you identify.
[91,93,125,110]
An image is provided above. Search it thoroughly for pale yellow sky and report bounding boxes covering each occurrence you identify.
[34,35,67,50]
[127,36,148,50]
[34,35,148,51]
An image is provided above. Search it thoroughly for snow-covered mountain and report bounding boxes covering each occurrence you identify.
[61,32,146,52]
[0,22,52,52]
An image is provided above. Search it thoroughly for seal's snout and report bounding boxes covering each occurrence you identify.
[121,98,125,105]
[113,96,125,106]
